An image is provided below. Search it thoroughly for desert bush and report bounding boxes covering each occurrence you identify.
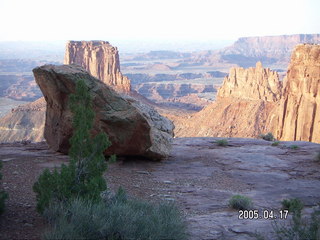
[216,139,228,146]
[229,195,253,210]
[271,141,280,146]
[33,80,112,213]
[282,198,304,214]
[259,132,275,141]
[43,188,188,240]
[0,160,8,215]
[272,199,320,240]
[288,145,299,150]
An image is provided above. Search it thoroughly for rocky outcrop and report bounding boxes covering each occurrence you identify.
[175,44,320,143]
[64,41,131,93]
[272,44,320,142]
[0,97,45,142]
[33,64,174,160]
[218,62,282,102]
[174,62,281,137]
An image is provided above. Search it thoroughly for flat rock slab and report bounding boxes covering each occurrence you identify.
[1,138,320,239]
[107,137,320,239]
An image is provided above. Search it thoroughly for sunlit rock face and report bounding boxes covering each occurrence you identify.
[175,44,320,144]
[64,41,131,93]
[174,62,281,138]
[218,61,282,102]
[273,44,320,142]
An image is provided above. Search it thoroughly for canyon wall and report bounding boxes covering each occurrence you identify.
[174,62,281,137]
[272,44,320,142]
[64,41,131,93]
[175,44,320,143]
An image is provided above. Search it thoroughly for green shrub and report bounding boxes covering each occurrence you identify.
[229,195,253,210]
[272,199,320,240]
[216,139,228,147]
[0,159,8,215]
[33,80,113,213]
[282,198,304,215]
[43,188,188,240]
[289,145,299,150]
[271,141,280,146]
[259,132,275,141]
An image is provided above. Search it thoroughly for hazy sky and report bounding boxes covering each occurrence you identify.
[0,0,319,42]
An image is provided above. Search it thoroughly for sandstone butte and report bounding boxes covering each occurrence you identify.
[175,44,320,143]
[32,64,174,160]
[64,40,131,93]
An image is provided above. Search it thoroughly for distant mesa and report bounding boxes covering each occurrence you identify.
[64,40,131,93]
[188,34,320,69]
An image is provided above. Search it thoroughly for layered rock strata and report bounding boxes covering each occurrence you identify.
[64,41,131,93]
[0,97,45,142]
[33,64,174,160]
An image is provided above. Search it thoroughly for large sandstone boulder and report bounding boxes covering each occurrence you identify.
[64,41,131,93]
[33,64,174,160]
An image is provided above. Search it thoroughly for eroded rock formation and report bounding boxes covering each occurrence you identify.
[64,41,131,93]
[218,61,282,102]
[175,44,320,143]
[33,64,174,160]
[174,62,280,138]
[273,44,320,142]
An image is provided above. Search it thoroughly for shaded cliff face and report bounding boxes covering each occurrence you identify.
[64,41,131,93]
[274,44,320,142]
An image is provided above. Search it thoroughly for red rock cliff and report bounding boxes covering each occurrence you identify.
[64,41,131,93]
[218,61,282,102]
[175,44,320,143]
[174,62,281,138]
[274,44,320,142]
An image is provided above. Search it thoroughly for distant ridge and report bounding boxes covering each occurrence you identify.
[188,34,320,69]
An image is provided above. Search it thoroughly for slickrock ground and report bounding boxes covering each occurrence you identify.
[1,138,319,239]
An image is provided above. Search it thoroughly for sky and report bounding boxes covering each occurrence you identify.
[0,0,319,42]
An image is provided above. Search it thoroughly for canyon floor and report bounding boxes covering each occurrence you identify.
[0,138,319,239]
